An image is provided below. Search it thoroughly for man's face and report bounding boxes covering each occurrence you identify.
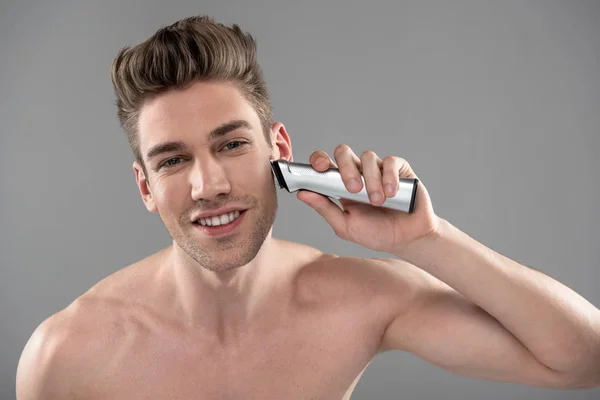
[134,80,289,272]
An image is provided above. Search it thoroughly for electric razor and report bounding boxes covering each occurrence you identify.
[270,160,418,213]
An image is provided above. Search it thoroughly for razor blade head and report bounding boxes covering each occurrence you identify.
[270,160,289,191]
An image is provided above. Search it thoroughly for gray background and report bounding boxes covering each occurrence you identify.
[1,0,599,399]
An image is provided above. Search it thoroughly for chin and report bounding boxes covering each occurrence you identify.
[169,193,278,268]
[177,221,274,273]
[181,239,262,273]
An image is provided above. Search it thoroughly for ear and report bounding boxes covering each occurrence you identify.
[133,161,158,213]
[269,122,293,162]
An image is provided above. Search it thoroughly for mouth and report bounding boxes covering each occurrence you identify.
[192,209,247,237]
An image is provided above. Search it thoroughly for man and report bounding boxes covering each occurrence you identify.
[16,14,600,399]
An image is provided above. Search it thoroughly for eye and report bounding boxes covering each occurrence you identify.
[223,140,248,151]
[160,157,185,169]
[158,141,248,170]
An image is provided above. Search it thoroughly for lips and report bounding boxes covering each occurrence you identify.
[193,209,247,237]
[195,209,242,225]
[191,206,247,222]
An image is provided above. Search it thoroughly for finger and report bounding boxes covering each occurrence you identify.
[296,190,348,238]
[333,144,362,193]
[309,150,337,171]
[382,156,401,197]
[360,150,385,205]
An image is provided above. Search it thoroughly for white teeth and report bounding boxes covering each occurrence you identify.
[198,210,242,227]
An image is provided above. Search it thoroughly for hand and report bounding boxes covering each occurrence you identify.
[296,144,441,255]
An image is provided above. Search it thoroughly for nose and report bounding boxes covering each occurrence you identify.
[190,158,232,201]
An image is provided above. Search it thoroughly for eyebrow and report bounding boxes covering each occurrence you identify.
[146,119,253,161]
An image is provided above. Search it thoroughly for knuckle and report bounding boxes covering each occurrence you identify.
[361,150,376,159]
[334,144,349,156]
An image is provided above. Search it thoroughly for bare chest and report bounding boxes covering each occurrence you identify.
[84,308,380,400]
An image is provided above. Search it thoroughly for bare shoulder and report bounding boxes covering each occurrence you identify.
[289,246,438,356]
[16,295,121,399]
[16,252,163,399]
[291,244,427,318]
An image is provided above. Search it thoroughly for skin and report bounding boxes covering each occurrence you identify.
[16,80,600,399]
[15,80,394,399]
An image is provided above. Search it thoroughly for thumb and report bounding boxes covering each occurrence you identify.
[296,190,348,237]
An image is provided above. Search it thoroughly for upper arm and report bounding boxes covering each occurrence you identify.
[16,303,98,400]
[375,258,580,389]
[16,315,74,399]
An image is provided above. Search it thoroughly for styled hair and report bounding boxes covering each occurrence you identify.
[110,15,273,176]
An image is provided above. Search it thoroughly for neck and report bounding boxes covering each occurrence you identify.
[161,232,290,337]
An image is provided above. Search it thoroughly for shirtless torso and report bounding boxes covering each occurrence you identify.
[17,239,417,399]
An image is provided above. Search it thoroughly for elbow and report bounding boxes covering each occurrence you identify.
[559,374,600,390]
[558,322,600,390]
[558,349,600,390]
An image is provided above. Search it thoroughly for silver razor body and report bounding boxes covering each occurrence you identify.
[270,160,418,213]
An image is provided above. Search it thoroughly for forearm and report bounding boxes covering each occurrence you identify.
[396,217,600,375]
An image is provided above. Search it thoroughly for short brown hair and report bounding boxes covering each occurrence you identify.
[110,15,273,176]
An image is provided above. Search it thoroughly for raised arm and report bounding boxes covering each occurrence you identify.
[377,219,600,389]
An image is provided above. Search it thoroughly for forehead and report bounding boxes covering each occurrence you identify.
[137,81,260,153]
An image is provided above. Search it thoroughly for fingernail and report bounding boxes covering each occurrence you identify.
[371,193,382,203]
[348,179,361,191]
[316,157,327,165]
[385,184,394,195]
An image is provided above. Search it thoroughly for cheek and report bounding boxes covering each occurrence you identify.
[153,180,187,211]
[242,167,271,190]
